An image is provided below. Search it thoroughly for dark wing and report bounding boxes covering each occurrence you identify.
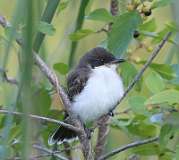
[67,67,90,101]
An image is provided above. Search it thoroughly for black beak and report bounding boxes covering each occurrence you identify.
[111,58,126,64]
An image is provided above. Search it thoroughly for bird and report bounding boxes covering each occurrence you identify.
[48,47,125,145]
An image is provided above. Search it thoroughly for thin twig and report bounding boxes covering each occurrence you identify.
[110,0,119,16]
[0,14,94,160]
[0,68,18,85]
[33,52,94,160]
[96,21,171,160]
[33,144,69,160]
[99,136,159,160]
[0,109,80,133]
[94,115,110,160]
[98,31,171,160]
[115,31,172,108]
[97,31,171,159]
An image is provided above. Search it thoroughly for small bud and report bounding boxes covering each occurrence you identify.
[144,9,152,16]
[147,46,153,52]
[133,30,140,38]
[142,2,152,17]
[127,3,135,11]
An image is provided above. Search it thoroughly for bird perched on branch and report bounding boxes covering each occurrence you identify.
[48,47,125,145]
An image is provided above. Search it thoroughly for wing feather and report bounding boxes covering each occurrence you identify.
[67,68,90,101]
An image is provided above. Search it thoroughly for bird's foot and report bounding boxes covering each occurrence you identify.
[84,127,93,139]
[108,110,114,117]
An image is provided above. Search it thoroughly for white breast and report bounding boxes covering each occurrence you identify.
[71,65,124,122]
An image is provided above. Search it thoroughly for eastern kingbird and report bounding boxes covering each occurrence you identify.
[48,47,125,145]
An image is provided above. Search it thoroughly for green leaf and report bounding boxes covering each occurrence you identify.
[145,89,179,105]
[38,21,56,36]
[128,96,149,115]
[69,29,94,41]
[132,143,160,155]
[170,64,179,85]
[145,71,165,93]
[5,26,22,41]
[120,62,141,90]
[53,63,69,75]
[150,63,176,80]
[138,62,176,80]
[116,115,158,137]
[86,8,113,22]
[164,112,179,128]
[108,11,142,55]
[111,118,132,127]
[139,18,157,32]
[110,118,132,134]
[176,145,179,160]
[127,122,157,137]
[165,21,179,32]
[152,0,174,9]
[152,27,170,44]
[32,88,51,116]
[159,124,173,148]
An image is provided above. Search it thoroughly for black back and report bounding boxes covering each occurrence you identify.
[78,47,116,68]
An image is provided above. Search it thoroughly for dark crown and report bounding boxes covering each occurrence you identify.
[78,47,118,68]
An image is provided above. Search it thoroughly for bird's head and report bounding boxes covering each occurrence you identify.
[78,47,125,69]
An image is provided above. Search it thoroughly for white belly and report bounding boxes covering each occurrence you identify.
[71,65,124,122]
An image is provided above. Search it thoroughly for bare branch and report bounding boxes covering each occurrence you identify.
[110,0,119,16]
[96,31,171,160]
[94,115,110,160]
[115,31,172,108]
[0,15,8,27]
[99,136,159,160]
[95,16,171,160]
[0,68,18,85]
[0,14,94,160]
[33,52,94,159]
[33,144,69,160]
[0,109,80,133]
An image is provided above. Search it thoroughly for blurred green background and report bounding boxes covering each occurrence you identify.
[0,0,179,160]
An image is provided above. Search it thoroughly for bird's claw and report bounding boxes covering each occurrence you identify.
[108,110,114,117]
[85,128,93,139]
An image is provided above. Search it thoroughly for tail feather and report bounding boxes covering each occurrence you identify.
[48,124,78,145]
